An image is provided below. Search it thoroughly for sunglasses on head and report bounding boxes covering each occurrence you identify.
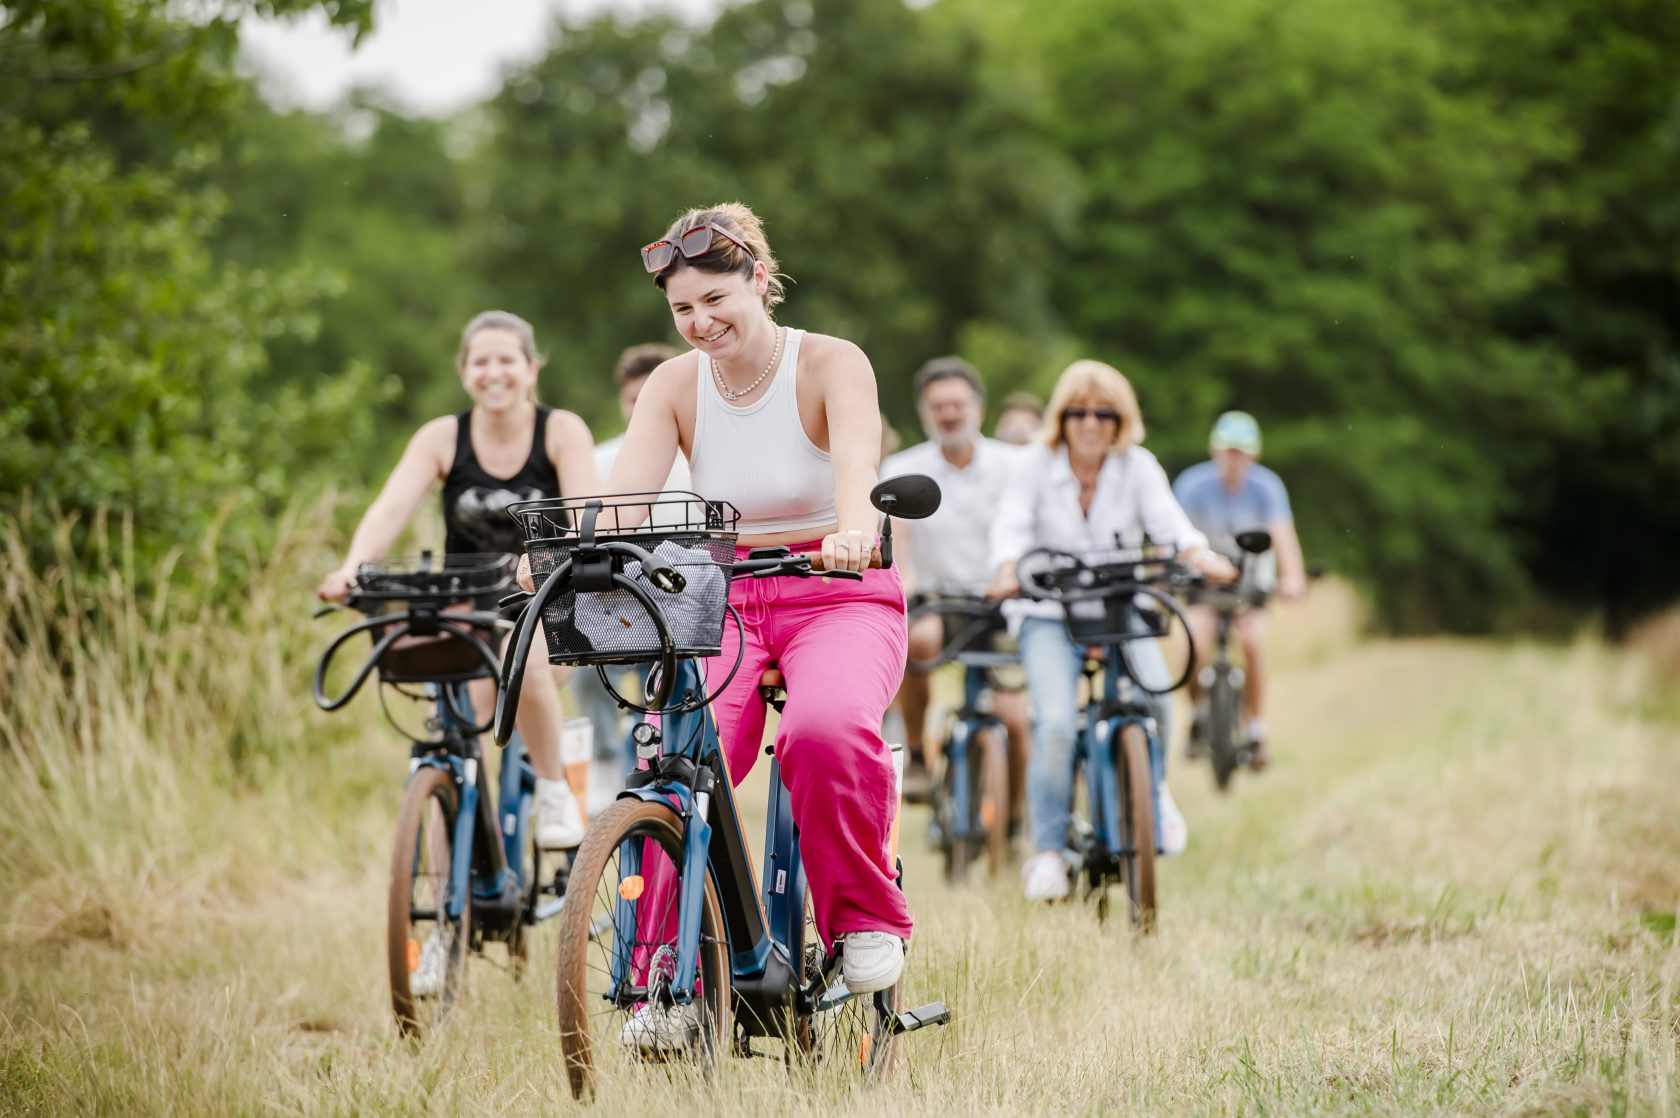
[641,223,754,274]
[1063,406,1121,424]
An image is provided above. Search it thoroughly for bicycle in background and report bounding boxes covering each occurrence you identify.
[1183,529,1273,791]
[1019,544,1197,929]
[312,552,570,1037]
[494,479,951,1097]
[906,593,1016,883]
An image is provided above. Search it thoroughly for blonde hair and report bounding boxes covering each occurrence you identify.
[456,310,542,369]
[1039,359,1146,451]
[652,201,788,310]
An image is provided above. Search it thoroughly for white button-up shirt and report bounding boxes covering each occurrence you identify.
[990,443,1207,621]
[882,436,1024,592]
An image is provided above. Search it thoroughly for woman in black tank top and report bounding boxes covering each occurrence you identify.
[316,311,600,850]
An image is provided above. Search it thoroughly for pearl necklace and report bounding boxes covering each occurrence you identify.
[713,326,784,402]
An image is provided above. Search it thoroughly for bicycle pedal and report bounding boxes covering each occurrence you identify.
[816,979,858,1011]
[887,1001,952,1035]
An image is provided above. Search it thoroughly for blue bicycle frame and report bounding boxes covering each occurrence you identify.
[414,684,559,930]
[603,658,816,1023]
[1079,645,1165,858]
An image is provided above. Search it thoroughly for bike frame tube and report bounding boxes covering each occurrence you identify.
[762,755,803,966]
[613,658,779,1001]
[1090,642,1163,854]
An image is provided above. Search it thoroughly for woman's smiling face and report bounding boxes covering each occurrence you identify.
[662,261,769,359]
[458,326,538,411]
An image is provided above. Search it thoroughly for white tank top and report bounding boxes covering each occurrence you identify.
[689,327,837,536]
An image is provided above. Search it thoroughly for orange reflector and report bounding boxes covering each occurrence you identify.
[407,937,420,973]
[979,802,997,830]
[857,1034,874,1066]
[618,875,645,901]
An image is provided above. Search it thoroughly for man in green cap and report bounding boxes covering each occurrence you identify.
[1172,411,1306,769]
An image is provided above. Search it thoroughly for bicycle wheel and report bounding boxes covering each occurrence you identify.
[1208,671,1240,792]
[388,765,470,1037]
[553,798,731,1099]
[974,724,1010,877]
[794,890,900,1081]
[1115,723,1158,931]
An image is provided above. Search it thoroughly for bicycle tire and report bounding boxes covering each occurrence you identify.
[387,765,471,1037]
[553,798,731,1099]
[793,889,901,1081]
[1116,723,1158,931]
[974,724,1010,878]
[1208,671,1239,793]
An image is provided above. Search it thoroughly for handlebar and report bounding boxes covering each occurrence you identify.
[492,545,871,747]
[1015,546,1196,695]
[1017,544,1183,604]
[311,590,510,734]
[905,593,1012,673]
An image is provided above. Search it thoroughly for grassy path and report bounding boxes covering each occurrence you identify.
[3,588,1677,1115]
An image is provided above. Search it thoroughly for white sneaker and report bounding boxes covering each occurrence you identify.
[1157,782,1188,856]
[535,778,585,850]
[839,931,905,993]
[1021,850,1071,902]
[617,1002,699,1052]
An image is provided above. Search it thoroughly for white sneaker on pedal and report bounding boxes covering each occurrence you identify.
[1158,782,1188,856]
[617,1002,699,1052]
[535,778,585,850]
[839,931,905,993]
[1021,850,1071,902]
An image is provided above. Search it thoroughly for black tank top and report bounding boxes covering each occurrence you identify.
[441,406,561,557]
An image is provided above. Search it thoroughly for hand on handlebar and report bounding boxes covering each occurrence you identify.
[516,552,534,592]
[820,529,878,574]
[985,563,1019,601]
[1186,548,1239,584]
[316,567,356,603]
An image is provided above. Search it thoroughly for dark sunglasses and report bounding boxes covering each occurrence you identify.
[1063,406,1121,424]
[640,223,754,274]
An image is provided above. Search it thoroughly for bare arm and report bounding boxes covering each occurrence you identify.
[604,361,684,498]
[816,339,884,572]
[1272,517,1307,598]
[546,408,600,498]
[316,419,451,600]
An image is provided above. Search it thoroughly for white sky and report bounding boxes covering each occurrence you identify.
[241,0,723,116]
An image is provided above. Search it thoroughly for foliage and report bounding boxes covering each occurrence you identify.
[4,0,1678,631]
[0,0,388,590]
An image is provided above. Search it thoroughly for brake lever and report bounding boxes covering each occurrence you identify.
[313,603,344,619]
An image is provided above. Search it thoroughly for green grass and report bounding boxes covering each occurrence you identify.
[2,540,1676,1116]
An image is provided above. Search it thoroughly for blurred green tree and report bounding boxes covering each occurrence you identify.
[0,0,388,592]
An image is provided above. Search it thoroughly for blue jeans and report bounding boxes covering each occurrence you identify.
[1019,616,1170,855]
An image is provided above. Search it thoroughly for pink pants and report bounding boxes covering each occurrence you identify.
[635,543,912,965]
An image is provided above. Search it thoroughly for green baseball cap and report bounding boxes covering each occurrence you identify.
[1209,410,1261,455]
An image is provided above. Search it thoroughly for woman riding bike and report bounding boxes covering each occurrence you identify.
[316,310,597,849]
[570,202,912,1049]
[986,359,1235,902]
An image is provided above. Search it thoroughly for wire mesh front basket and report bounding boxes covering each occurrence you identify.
[513,493,740,666]
[355,552,514,683]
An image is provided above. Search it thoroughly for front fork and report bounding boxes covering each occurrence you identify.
[1088,713,1163,854]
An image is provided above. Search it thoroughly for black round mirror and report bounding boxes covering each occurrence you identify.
[1235,529,1273,555]
[870,474,942,520]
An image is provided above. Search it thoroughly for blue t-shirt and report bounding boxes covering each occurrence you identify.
[1172,460,1292,563]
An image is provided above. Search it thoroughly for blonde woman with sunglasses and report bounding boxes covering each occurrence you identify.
[987,360,1236,902]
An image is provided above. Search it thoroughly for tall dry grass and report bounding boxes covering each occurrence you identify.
[0,499,390,950]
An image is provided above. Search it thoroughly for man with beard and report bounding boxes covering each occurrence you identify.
[881,357,1028,826]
